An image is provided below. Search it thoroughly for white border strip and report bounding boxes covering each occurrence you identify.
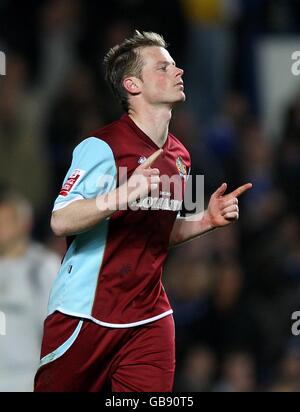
[52,195,85,211]
[39,320,83,368]
[52,308,173,328]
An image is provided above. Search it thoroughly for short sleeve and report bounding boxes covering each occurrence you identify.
[53,137,117,211]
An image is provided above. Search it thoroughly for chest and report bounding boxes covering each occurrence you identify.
[114,140,189,200]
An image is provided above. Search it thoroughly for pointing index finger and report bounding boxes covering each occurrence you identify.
[141,149,163,168]
[229,183,253,198]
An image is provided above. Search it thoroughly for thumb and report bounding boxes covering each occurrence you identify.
[213,182,227,197]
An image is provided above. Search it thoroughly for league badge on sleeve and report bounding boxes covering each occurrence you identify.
[59,169,85,197]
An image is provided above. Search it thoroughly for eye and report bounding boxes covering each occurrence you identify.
[159,65,168,71]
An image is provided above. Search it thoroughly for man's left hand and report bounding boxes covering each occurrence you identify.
[205,182,252,228]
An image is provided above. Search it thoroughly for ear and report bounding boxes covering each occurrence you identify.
[123,77,141,95]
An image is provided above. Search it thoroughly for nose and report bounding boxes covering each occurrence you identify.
[176,67,184,77]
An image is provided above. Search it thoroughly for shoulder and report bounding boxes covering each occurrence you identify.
[72,136,115,164]
[89,116,130,145]
[74,136,111,153]
[74,117,130,155]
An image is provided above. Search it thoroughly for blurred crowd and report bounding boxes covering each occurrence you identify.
[1,0,300,391]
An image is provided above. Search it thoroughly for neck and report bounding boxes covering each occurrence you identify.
[128,105,172,148]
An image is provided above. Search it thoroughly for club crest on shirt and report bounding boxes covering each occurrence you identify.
[176,156,187,179]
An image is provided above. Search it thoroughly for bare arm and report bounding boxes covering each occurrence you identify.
[169,182,252,247]
[169,210,214,247]
[51,149,163,237]
[51,193,118,237]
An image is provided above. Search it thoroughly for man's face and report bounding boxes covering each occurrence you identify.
[137,46,185,106]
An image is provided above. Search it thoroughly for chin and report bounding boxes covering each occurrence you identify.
[164,93,186,106]
[176,92,186,103]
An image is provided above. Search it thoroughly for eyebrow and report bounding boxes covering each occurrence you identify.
[155,60,176,67]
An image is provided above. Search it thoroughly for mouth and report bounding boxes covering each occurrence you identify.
[176,81,184,89]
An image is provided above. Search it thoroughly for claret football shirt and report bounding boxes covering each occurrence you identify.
[48,114,191,327]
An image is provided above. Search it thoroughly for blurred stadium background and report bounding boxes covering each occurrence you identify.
[1,0,300,392]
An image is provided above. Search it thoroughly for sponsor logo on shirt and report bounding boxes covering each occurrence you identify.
[138,156,147,165]
[59,169,85,197]
[130,196,182,211]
